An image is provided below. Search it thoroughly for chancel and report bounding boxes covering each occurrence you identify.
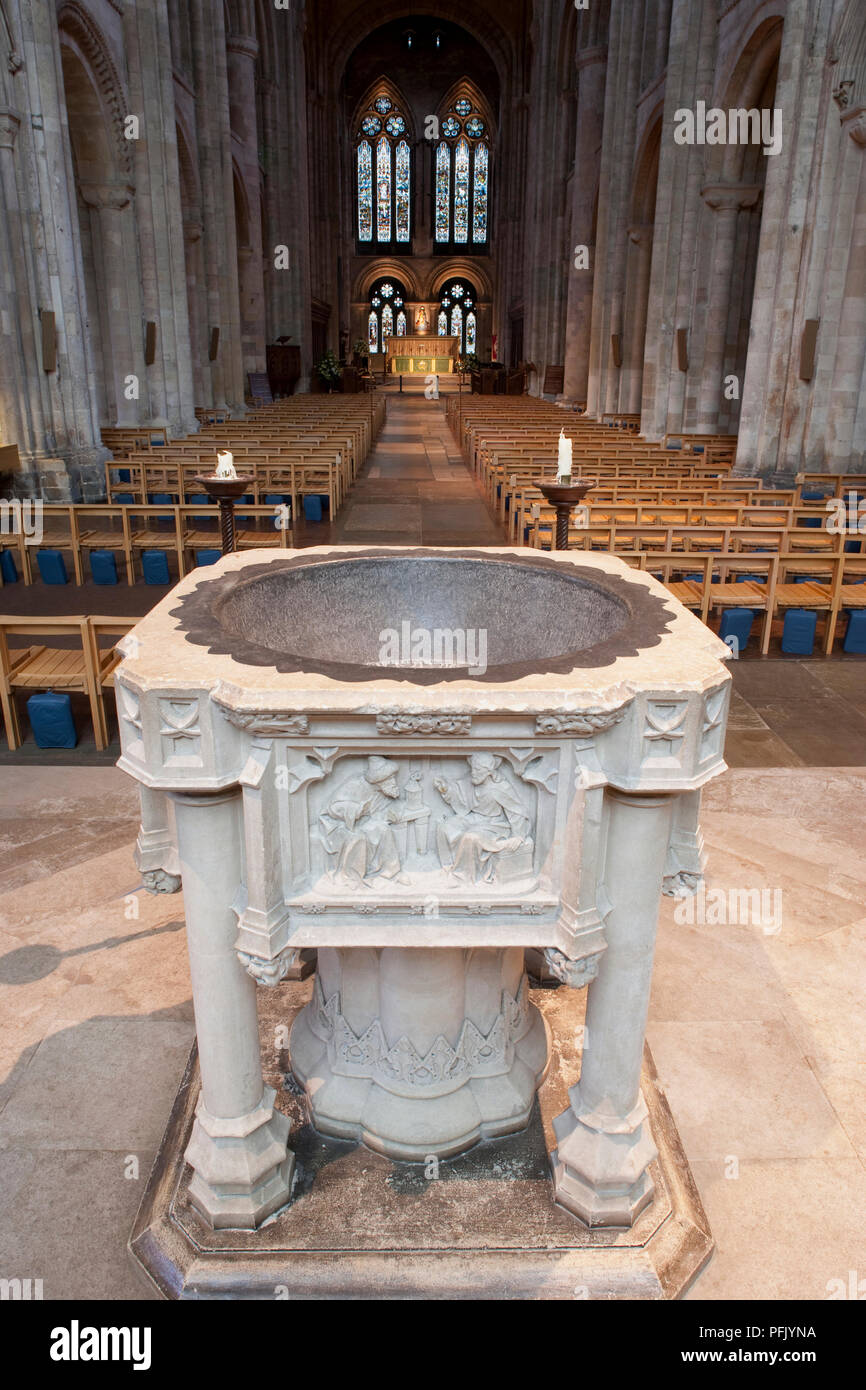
[0,0,864,1314]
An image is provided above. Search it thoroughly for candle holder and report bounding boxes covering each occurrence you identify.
[535,479,595,550]
[194,474,255,555]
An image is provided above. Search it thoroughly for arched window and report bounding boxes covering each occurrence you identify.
[356,92,412,251]
[368,278,408,352]
[433,95,491,251]
[438,279,478,355]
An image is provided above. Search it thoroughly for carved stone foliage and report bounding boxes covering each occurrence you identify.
[237,946,299,987]
[312,973,529,1089]
[535,705,630,737]
[376,711,471,735]
[543,947,604,989]
[221,709,310,737]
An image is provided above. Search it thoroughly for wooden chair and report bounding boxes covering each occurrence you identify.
[0,616,104,750]
[85,616,137,746]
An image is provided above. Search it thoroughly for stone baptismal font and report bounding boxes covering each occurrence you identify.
[118,546,731,1298]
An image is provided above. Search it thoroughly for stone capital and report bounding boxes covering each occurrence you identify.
[700,183,762,213]
[80,181,134,211]
[841,105,866,147]
[0,108,20,149]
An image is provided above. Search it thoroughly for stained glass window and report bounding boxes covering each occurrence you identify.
[438,280,477,354]
[435,142,450,243]
[473,142,488,244]
[376,137,391,241]
[368,278,407,356]
[395,141,410,243]
[356,95,412,250]
[357,141,372,241]
[433,96,490,250]
[454,138,470,243]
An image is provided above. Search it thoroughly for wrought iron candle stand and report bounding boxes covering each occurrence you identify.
[194,474,256,555]
[535,479,595,550]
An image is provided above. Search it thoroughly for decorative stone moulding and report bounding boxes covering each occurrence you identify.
[116,546,731,1249]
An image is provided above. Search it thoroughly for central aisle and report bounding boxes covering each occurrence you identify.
[330,393,506,547]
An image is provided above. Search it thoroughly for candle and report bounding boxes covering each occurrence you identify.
[556,429,572,482]
[215,450,237,479]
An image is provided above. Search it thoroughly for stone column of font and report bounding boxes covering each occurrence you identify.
[172,788,293,1228]
[552,788,674,1225]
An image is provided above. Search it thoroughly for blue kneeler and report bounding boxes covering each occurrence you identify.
[843,609,866,654]
[719,609,755,651]
[264,494,288,507]
[188,493,211,505]
[303,495,323,523]
[115,493,135,505]
[781,609,817,655]
[1,549,18,583]
[735,573,763,584]
[90,549,118,585]
[37,549,68,585]
[149,492,174,506]
[142,549,170,584]
[27,691,77,748]
[195,549,221,567]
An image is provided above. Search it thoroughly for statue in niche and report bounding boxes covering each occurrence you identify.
[433,753,535,885]
[319,756,411,887]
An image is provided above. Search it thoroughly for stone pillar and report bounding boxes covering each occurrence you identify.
[172,788,293,1229]
[623,224,653,415]
[124,0,199,437]
[696,185,761,433]
[183,217,210,411]
[561,46,607,405]
[0,110,31,464]
[226,34,266,375]
[79,183,145,429]
[552,789,674,1226]
[824,112,866,469]
[0,0,108,498]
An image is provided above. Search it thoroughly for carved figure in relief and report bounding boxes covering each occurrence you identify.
[434,753,534,884]
[319,756,410,887]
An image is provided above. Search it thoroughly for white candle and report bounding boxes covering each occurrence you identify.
[556,429,573,482]
[216,450,237,479]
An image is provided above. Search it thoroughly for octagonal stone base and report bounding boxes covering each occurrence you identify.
[129,980,713,1299]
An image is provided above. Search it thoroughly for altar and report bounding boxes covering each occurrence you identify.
[387,335,459,374]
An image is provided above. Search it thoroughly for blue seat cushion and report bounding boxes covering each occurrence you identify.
[27,691,77,748]
[1,549,18,583]
[195,549,221,567]
[843,609,866,654]
[718,609,755,649]
[90,549,118,585]
[36,549,68,585]
[781,608,817,655]
[142,549,170,584]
